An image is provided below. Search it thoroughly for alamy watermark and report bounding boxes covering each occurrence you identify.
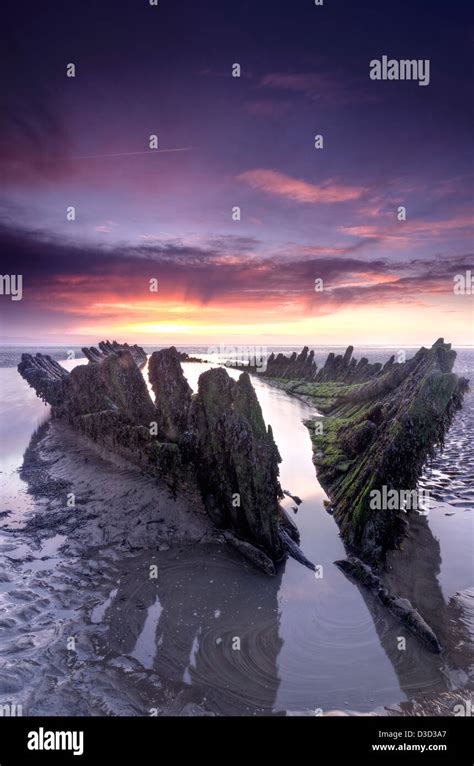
[370,486,431,514]
[27,727,84,757]
[453,700,472,716]
[207,344,268,373]
[0,702,23,716]
[453,270,473,295]
[370,56,430,86]
[0,274,23,301]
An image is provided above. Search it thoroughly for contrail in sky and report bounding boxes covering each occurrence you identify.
[70,147,192,160]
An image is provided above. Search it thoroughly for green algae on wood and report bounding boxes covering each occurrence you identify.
[255,339,469,567]
[303,339,469,565]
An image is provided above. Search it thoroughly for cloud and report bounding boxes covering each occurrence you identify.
[245,100,292,117]
[1,225,470,326]
[94,222,118,234]
[341,212,474,240]
[238,169,367,204]
[260,72,374,105]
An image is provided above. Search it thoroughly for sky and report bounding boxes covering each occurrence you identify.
[1,0,473,347]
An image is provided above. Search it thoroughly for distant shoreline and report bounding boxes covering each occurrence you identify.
[2,343,474,349]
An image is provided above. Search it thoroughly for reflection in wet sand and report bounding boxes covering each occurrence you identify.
[342,511,474,704]
[102,546,283,715]
[0,351,472,715]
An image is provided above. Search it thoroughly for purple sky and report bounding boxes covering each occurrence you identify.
[1,0,473,345]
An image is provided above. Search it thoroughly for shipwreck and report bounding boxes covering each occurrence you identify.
[18,341,308,576]
[18,338,468,593]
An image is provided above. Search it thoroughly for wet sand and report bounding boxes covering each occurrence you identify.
[0,352,472,716]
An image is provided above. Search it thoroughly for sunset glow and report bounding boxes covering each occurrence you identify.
[0,1,472,347]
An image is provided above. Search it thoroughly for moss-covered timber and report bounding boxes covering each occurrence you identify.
[18,342,310,572]
[302,339,469,564]
[257,339,469,566]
